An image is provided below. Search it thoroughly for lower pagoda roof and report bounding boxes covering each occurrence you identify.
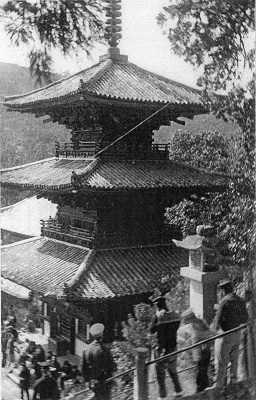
[1,157,229,191]
[1,237,188,299]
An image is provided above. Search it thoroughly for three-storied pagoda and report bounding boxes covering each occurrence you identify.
[1,0,229,355]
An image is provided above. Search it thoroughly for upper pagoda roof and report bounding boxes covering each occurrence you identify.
[0,157,229,191]
[1,237,187,298]
[4,57,203,111]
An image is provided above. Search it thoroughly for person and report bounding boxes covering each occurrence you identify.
[46,351,53,361]
[2,325,9,367]
[60,360,72,389]
[32,363,59,400]
[5,331,16,371]
[181,308,213,393]
[49,354,61,381]
[70,364,82,384]
[19,362,31,400]
[82,323,116,400]
[33,345,46,379]
[214,279,248,387]
[150,296,182,399]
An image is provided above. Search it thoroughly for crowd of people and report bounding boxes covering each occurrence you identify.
[150,279,249,399]
[2,317,83,400]
[1,279,252,400]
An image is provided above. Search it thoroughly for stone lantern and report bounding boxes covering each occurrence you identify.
[173,225,227,323]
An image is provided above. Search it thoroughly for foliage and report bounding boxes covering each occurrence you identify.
[167,129,255,286]
[1,0,104,84]
[122,303,156,355]
[157,0,255,91]
[169,130,231,173]
[158,1,255,290]
[111,341,134,400]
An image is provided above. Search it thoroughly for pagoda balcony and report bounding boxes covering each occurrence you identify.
[40,219,95,248]
[55,141,99,158]
[55,141,170,160]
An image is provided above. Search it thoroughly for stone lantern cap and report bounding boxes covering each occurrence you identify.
[172,235,203,250]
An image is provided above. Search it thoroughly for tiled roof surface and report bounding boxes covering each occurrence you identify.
[4,59,202,108]
[1,238,89,295]
[1,196,58,236]
[1,158,94,189]
[85,160,228,189]
[75,245,188,299]
[1,158,228,190]
[1,237,188,300]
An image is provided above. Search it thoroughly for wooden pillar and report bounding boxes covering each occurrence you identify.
[134,347,149,400]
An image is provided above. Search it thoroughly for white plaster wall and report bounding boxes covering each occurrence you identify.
[75,337,88,358]
[44,320,51,337]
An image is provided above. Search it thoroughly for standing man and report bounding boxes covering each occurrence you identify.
[32,363,59,400]
[215,279,248,387]
[82,323,116,400]
[150,296,183,399]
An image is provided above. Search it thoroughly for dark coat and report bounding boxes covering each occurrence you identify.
[150,310,180,353]
[32,375,59,400]
[19,367,30,389]
[82,340,116,382]
[216,293,248,331]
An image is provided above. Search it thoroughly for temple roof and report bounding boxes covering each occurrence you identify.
[1,237,188,299]
[1,195,57,237]
[1,238,89,296]
[1,157,229,191]
[4,58,203,110]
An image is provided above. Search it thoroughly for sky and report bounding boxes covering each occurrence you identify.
[0,0,202,88]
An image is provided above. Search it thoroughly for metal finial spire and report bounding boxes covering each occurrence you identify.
[104,0,122,48]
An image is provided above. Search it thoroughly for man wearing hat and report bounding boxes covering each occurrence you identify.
[82,323,116,400]
[32,363,59,400]
[214,279,248,387]
[19,361,31,400]
[150,296,182,399]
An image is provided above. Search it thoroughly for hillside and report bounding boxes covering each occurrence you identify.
[0,62,70,168]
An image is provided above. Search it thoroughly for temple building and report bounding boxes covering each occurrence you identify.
[1,0,229,356]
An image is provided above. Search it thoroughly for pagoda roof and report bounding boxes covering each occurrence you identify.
[1,237,188,299]
[1,237,89,296]
[1,195,57,237]
[1,157,229,191]
[4,58,203,111]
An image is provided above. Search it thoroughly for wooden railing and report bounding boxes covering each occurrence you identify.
[55,141,170,160]
[55,141,98,158]
[40,220,95,248]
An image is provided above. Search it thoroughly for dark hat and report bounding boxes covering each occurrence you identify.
[181,308,196,321]
[152,296,166,304]
[218,279,232,288]
[90,323,105,338]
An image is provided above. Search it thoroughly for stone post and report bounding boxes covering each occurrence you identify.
[134,347,149,400]
[173,225,226,323]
